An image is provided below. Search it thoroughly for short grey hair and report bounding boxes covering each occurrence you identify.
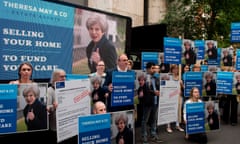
[204,72,213,79]
[137,72,147,81]
[23,85,40,98]
[90,76,102,85]
[115,112,128,125]
[50,68,66,85]
[206,101,215,110]
[86,14,108,33]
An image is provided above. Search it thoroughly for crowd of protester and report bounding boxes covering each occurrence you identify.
[1,51,239,144]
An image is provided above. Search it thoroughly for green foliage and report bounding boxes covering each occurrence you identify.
[162,0,240,47]
[162,0,190,38]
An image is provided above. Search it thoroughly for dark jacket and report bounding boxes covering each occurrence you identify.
[116,126,133,144]
[160,63,170,73]
[137,83,154,106]
[207,111,220,130]
[91,87,107,104]
[184,48,196,65]
[222,55,232,66]
[205,80,216,96]
[23,99,47,131]
[207,47,217,59]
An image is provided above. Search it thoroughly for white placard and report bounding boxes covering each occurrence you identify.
[55,79,91,142]
[157,80,180,125]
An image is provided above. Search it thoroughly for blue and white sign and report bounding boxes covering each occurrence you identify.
[184,72,203,97]
[66,74,88,80]
[0,84,17,134]
[112,71,135,107]
[141,52,159,71]
[78,113,111,144]
[235,49,240,70]
[186,102,205,134]
[164,37,182,64]
[216,72,234,94]
[231,22,240,43]
[195,40,205,60]
[0,0,74,80]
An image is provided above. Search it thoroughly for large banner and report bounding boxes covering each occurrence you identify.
[55,79,91,142]
[0,83,48,134]
[157,80,180,125]
[0,0,74,80]
[0,0,131,80]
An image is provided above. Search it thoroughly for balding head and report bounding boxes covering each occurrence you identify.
[93,101,107,114]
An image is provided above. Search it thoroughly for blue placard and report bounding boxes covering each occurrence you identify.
[0,84,17,134]
[231,22,240,42]
[216,72,234,94]
[207,48,221,66]
[141,52,159,71]
[186,102,205,134]
[235,49,240,70]
[111,71,135,107]
[55,81,65,89]
[201,65,208,72]
[78,113,111,144]
[164,37,182,64]
[195,40,205,60]
[66,74,88,80]
[184,72,203,97]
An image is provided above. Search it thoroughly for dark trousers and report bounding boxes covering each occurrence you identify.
[188,133,208,144]
[135,104,143,127]
[222,95,238,124]
[0,131,48,144]
[0,130,77,144]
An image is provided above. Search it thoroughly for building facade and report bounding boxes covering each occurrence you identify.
[60,0,167,27]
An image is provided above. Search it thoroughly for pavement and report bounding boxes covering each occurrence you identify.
[1,108,240,144]
[135,117,240,144]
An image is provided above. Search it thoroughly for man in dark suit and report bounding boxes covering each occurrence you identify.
[103,54,135,112]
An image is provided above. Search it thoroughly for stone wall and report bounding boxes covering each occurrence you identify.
[59,0,167,27]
